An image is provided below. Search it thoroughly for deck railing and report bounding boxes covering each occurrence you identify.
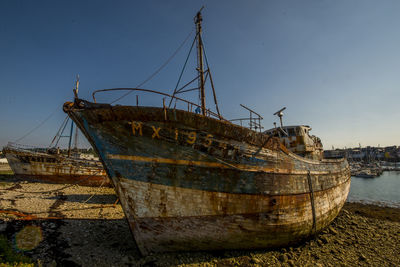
[6,142,48,153]
[92,87,228,122]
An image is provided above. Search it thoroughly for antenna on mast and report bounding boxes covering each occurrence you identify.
[273,107,286,128]
[273,107,287,136]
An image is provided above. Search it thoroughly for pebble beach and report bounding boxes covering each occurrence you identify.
[0,173,399,266]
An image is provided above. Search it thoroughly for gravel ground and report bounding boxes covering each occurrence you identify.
[0,174,399,266]
[0,163,12,172]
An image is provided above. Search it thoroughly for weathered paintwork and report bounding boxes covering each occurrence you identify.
[3,147,110,187]
[264,125,324,160]
[64,99,351,255]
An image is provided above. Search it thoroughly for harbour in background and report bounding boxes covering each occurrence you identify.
[348,171,400,208]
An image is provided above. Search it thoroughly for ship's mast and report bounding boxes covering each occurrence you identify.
[195,10,206,115]
[69,77,80,157]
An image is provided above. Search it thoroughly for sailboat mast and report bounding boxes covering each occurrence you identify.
[195,11,206,115]
[73,126,79,152]
[69,76,80,157]
[67,121,74,157]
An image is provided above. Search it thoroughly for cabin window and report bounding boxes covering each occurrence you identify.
[287,128,296,137]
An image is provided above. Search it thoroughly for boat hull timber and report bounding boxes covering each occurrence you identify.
[64,99,351,255]
[3,146,110,187]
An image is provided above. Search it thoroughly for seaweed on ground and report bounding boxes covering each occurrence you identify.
[0,235,32,266]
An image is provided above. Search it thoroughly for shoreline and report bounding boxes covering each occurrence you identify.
[0,175,399,266]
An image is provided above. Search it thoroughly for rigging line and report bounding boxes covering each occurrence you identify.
[204,69,210,84]
[175,87,199,94]
[15,106,59,143]
[175,74,200,94]
[49,116,69,148]
[53,117,71,148]
[168,31,199,107]
[201,38,221,118]
[110,28,195,105]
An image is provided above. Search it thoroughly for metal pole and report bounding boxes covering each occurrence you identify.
[195,11,206,115]
[74,126,79,152]
[68,121,74,157]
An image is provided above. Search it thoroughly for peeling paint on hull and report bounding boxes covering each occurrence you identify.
[64,100,351,254]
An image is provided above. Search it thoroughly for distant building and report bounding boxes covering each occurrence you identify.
[324,145,399,162]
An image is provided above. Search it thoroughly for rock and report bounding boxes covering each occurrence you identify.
[329,226,338,235]
[0,222,7,232]
[320,235,329,244]
[279,254,288,263]
[359,254,367,261]
[122,255,131,263]
[335,239,344,246]
[250,257,261,264]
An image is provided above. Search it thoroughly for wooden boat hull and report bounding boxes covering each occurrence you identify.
[116,176,349,253]
[64,100,351,254]
[3,147,110,187]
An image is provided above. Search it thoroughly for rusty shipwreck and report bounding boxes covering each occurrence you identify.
[4,80,109,187]
[3,143,109,187]
[63,11,350,254]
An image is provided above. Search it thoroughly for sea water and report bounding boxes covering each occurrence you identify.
[347,171,400,208]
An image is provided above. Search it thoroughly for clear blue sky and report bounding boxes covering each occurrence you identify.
[1,0,399,149]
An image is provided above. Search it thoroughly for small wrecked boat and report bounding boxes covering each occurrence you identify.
[3,143,109,186]
[63,11,350,254]
[3,81,110,187]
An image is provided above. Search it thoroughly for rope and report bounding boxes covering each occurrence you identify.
[110,28,195,104]
[169,32,198,107]
[49,116,69,148]
[252,135,273,157]
[0,203,120,221]
[196,149,241,170]
[0,171,105,194]
[0,210,63,220]
[83,175,108,203]
[0,174,117,221]
[15,106,59,143]
[307,170,317,235]
[199,35,222,118]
